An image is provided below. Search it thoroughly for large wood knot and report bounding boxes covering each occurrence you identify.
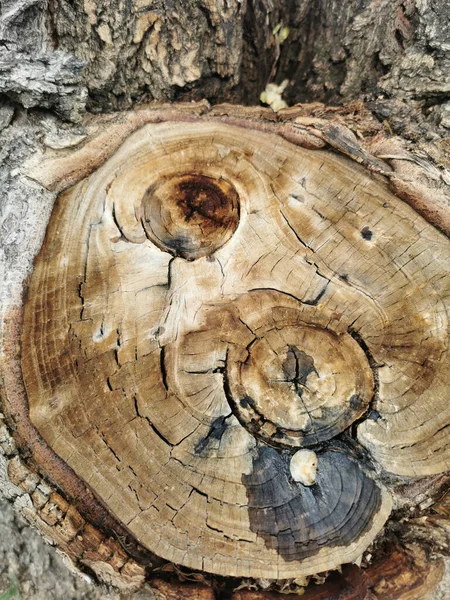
[225,304,373,447]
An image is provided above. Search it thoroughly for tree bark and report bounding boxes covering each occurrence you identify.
[2,1,450,599]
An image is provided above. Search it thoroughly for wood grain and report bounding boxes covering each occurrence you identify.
[20,118,450,579]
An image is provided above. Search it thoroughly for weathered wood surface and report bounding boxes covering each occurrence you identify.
[1,103,450,598]
[3,3,450,597]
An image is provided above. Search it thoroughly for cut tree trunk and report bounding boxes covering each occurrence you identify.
[2,2,450,600]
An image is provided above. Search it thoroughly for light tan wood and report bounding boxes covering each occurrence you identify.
[20,119,450,579]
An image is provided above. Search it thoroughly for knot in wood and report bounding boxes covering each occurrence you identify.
[225,320,373,447]
[142,174,240,260]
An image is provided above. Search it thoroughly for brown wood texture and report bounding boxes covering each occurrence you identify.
[230,543,444,600]
[15,109,450,584]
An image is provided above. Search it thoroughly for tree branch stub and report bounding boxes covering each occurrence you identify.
[3,105,450,595]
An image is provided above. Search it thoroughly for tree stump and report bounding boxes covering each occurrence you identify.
[2,103,450,597]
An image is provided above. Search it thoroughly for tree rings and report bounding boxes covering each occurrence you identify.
[225,316,374,447]
[21,118,450,579]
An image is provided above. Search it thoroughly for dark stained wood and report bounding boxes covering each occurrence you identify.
[141,174,240,260]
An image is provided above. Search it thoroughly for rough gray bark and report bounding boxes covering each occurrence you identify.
[0,0,85,120]
[43,0,450,115]
[276,0,450,106]
[4,1,450,119]
[0,498,122,600]
[3,0,450,599]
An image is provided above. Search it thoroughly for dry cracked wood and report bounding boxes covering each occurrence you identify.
[20,118,450,580]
